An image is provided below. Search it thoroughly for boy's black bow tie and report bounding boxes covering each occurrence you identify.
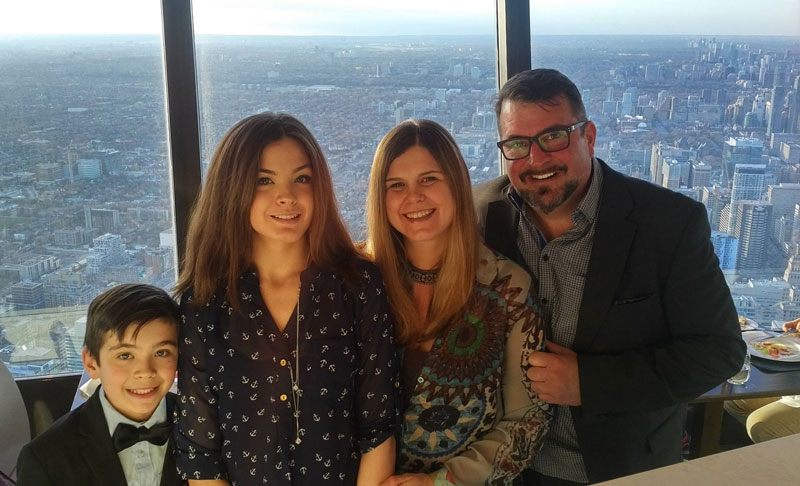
[112,422,172,452]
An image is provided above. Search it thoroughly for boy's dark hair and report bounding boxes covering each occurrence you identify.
[495,68,587,122]
[83,283,180,361]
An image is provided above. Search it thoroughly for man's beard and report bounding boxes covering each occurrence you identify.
[518,177,579,215]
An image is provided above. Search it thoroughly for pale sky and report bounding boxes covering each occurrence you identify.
[1,0,798,37]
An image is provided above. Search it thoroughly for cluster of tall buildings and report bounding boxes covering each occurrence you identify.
[650,137,800,276]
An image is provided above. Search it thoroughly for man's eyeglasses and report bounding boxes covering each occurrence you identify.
[496,121,588,160]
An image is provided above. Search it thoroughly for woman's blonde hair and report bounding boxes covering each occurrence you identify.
[175,112,360,307]
[366,119,478,345]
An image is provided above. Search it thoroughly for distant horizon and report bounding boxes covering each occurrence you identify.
[2,1,799,37]
[1,33,799,39]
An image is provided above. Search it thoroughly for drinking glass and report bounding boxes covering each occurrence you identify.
[727,353,751,385]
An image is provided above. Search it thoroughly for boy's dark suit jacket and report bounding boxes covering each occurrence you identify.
[473,159,745,483]
[16,388,183,486]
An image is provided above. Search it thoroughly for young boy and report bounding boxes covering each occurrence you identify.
[16,283,185,486]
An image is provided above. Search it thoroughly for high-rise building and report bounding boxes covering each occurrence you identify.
[774,215,793,244]
[702,186,730,232]
[766,183,800,221]
[743,112,760,129]
[780,143,800,164]
[783,253,800,284]
[689,162,712,188]
[768,132,800,156]
[76,158,102,180]
[0,256,60,283]
[645,64,661,82]
[731,164,767,201]
[35,163,63,183]
[602,100,618,116]
[661,160,682,189]
[621,90,634,116]
[732,200,773,271]
[713,88,727,105]
[394,102,414,125]
[49,320,82,372]
[88,233,127,274]
[727,164,767,232]
[788,75,800,134]
[710,232,739,270]
[650,143,696,186]
[752,93,766,124]
[10,280,45,310]
[722,138,764,182]
[669,96,687,121]
[84,207,120,232]
[53,228,91,248]
[767,86,787,136]
[471,110,496,129]
[773,60,789,89]
[43,269,93,308]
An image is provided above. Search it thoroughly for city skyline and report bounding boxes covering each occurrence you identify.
[2,31,800,378]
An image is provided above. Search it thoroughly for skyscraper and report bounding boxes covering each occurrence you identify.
[727,164,767,232]
[689,162,712,188]
[732,201,773,272]
[783,253,800,285]
[661,160,682,189]
[788,75,800,134]
[723,138,764,182]
[710,232,739,270]
[669,96,687,122]
[766,183,800,221]
[752,92,766,125]
[49,320,82,372]
[767,86,787,136]
[84,207,120,232]
[650,143,696,186]
[701,186,730,232]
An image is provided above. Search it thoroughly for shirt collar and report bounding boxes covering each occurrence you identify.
[575,157,603,225]
[238,264,321,290]
[506,156,604,227]
[99,385,168,438]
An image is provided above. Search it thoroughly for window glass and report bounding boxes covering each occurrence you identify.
[531,1,800,324]
[0,1,173,378]
[192,1,499,239]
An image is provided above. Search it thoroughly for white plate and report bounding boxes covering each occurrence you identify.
[740,317,759,331]
[746,332,800,362]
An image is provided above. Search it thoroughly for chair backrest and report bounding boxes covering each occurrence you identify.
[0,361,29,479]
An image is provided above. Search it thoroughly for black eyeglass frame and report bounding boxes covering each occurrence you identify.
[496,120,589,160]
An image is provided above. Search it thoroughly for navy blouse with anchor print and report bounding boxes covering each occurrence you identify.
[174,260,398,486]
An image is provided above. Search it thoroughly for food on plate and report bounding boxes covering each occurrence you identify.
[738,315,748,328]
[752,340,795,359]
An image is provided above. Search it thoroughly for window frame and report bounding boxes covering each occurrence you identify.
[11,0,533,417]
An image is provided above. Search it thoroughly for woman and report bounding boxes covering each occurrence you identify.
[366,119,550,486]
[174,112,397,486]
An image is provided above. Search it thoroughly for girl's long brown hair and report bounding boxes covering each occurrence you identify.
[175,112,360,307]
[366,119,478,345]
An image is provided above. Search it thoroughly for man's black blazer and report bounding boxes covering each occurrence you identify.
[473,160,746,483]
[16,388,183,486]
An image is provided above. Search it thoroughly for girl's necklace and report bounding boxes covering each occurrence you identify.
[288,290,302,445]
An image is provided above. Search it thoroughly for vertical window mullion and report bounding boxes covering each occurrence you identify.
[495,0,531,175]
[161,0,202,273]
